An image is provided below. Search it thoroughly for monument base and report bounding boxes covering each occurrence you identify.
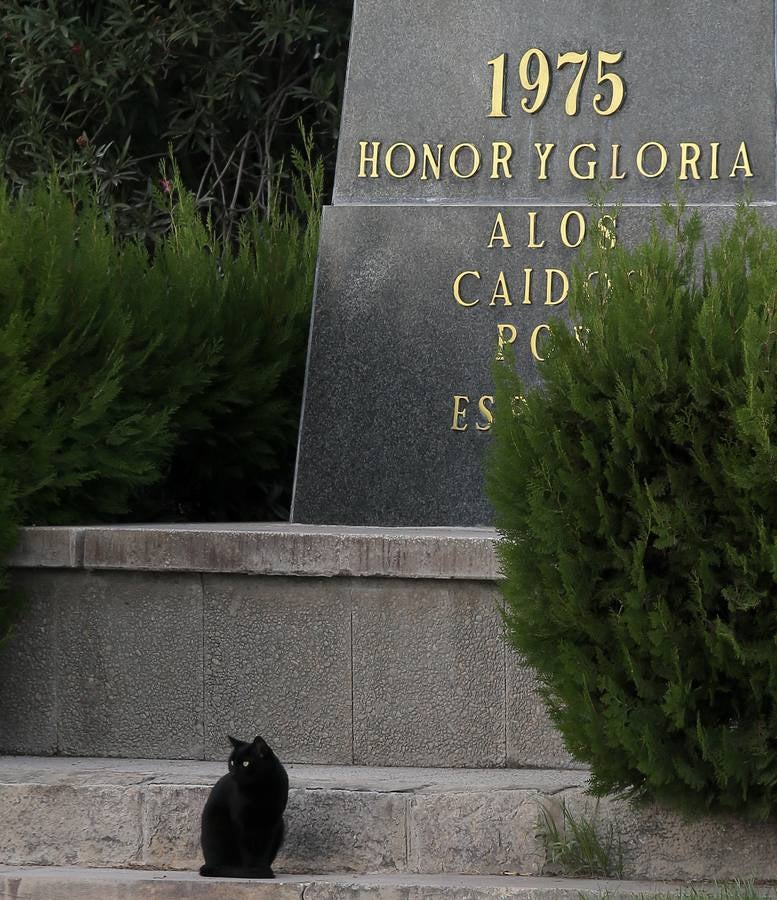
[291,204,777,525]
[1,523,575,769]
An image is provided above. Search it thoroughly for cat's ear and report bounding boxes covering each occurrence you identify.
[228,735,242,749]
[251,735,269,756]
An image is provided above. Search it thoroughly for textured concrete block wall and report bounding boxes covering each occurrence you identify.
[0,525,581,768]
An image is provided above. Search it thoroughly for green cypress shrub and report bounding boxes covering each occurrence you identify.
[0,180,193,525]
[0,164,319,526]
[130,139,320,520]
[0,151,319,639]
[488,202,777,819]
[0,178,204,640]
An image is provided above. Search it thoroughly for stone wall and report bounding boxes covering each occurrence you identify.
[0,525,581,768]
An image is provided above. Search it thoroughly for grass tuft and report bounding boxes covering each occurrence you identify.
[578,877,775,900]
[537,800,624,878]
[636,882,776,900]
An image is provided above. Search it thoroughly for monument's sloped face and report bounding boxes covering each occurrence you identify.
[335,0,775,206]
[292,0,777,527]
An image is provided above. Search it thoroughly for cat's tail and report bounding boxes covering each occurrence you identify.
[199,864,275,879]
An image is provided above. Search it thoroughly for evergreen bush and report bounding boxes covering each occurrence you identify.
[0,178,188,640]
[0,179,191,526]
[489,202,777,818]
[132,138,322,520]
[0,151,319,639]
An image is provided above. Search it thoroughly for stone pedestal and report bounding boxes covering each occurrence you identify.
[292,0,777,525]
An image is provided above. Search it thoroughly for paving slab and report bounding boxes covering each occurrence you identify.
[0,574,58,755]
[55,571,204,759]
[0,758,584,874]
[2,556,578,768]
[4,758,777,882]
[506,652,581,770]
[1,867,759,900]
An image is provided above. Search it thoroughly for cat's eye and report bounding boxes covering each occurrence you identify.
[242,760,250,768]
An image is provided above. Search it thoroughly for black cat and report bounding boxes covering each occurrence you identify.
[200,734,289,879]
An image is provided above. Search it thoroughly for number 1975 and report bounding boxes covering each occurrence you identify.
[487,49,626,118]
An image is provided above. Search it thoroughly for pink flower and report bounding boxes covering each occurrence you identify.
[76,132,88,149]
[70,42,82,55]
[159,178,173,194]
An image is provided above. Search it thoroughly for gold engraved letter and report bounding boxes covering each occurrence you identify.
[560,210,586,248]
[476,396,495,431]
[489,271,512,306]
[545,269,569,306]
[729,142,754,178]
[385,142,417,178]
[491,141,514,179]
[610,144,626,180]
[679,142,702,181]
[450,143,482,179]
[710,142,720,180]
[519,49,552,114]
[593,51,626,117]
[451,395,469,431]
[421,144,444,181]
[557,50,590,116]
[522,268,534,305]
[569,143,597,180]
[496,324,518,360]
[531,324,551,361]
[487,53,508,118]
[587,269,613,294]
[488,212,512,248]
[453,271,481,306]
[534,143,556,181]
[358,140,381,178]
[636,141,668,178]
[527,211,545,249]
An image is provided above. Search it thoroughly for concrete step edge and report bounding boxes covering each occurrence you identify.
[0,756,589,793]
[0,866,755,900]
[2,758,777,884]
[8,523,502,579]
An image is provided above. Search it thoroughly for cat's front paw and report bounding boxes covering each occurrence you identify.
[199,864,216,877]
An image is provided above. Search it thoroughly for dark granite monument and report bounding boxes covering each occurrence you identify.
[291,0,776,526]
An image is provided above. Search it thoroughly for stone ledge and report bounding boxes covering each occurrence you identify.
[0,868,710,900]
[4,758,777,883]
[8,527,85,569]
[7,524,501,580]
[0,757,587,793]
[0,759,584,877]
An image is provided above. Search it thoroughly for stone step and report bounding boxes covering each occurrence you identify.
[0,867,758,900]
[3,758,777,883]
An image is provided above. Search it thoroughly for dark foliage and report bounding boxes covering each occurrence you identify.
[0,0,351,241]
[0,151,319,640]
